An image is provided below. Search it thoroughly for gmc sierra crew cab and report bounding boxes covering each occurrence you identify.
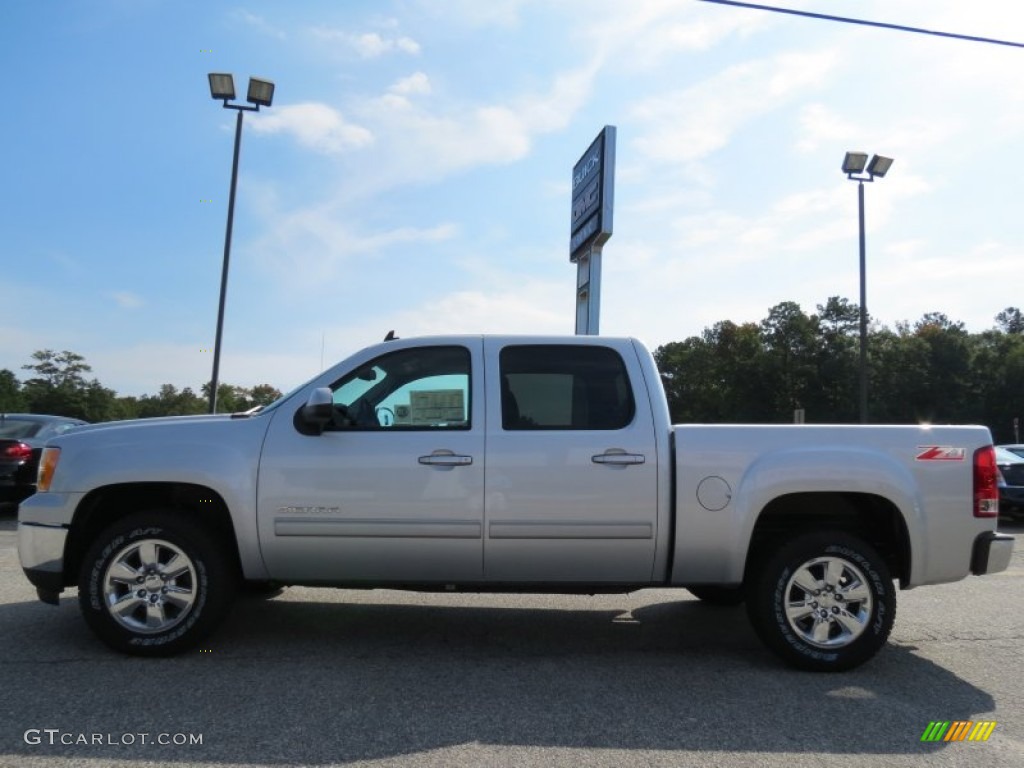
[17,335,1014,670]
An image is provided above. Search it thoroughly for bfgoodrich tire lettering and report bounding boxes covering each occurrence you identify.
[78,512,236,656]
[746,531,895,672]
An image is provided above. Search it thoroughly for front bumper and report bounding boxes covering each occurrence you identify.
[17,491,80,605]
[971,531,1015,575]
[18,522,68,604]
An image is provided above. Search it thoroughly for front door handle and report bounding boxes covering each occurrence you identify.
[418,450,473,467]
[592,450,646,466]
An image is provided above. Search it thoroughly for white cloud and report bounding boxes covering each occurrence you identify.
[318,281,569,365]
[250,103,374,154]
[109,291,144,309]
[310,26,420,57]
[796,104,858,153]
[250,204,459,288]
[581,0,772,71]
[390,72,432,96]
[346,59,600,190]
[630,50,841,165]
[229,9,287,40]
[415,0,529,28]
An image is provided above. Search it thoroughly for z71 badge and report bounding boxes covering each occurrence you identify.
[915,446,966,461]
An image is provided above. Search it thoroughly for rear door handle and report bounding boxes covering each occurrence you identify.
[418,450,473,467]
[592,450,645,466]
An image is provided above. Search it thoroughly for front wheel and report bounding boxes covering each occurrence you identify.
[746,531,895,672]
[78,511,236,656]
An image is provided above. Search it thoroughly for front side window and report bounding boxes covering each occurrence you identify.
[328,346,471,430]
[499,345,635,430]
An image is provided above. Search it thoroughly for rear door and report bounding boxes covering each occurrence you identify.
[482,340,659,584]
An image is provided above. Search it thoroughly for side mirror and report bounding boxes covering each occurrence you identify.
[299,388,334,434]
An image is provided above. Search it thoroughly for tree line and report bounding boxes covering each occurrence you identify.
[655,298,1024,443]
[0,350,282,421]
[2,299,1022,442]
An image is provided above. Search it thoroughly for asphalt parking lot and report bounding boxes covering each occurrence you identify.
[0,512,1020,768]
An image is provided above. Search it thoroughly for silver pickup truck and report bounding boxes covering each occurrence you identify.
[18,335,1014,670]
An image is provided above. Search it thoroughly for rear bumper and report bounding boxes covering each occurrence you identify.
[971,531,1015,575]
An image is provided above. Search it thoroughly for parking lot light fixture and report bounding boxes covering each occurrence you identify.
[842,151,894,424]
[206,72,274,414]
[867,154,893,178]
[208,73,236,102]
[843,152,868,175]
[246,77,275,107]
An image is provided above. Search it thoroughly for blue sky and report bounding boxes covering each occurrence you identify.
[3,1,1023,397]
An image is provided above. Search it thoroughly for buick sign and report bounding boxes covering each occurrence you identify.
[570,126,616,262]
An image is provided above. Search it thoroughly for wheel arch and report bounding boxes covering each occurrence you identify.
[64,482,243,588]
[744,491,912,588]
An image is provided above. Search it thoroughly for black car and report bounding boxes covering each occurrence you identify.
[0,414,88,510]
[995,446,1024,521]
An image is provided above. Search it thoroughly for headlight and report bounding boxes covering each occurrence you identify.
[37,447,60,492]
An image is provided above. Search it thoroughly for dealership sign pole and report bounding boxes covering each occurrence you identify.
[570,126,616,335]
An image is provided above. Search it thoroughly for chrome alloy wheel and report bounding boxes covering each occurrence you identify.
[783,555,874,648]
[102,539,198,634]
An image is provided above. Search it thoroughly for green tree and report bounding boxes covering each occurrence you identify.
[0,369,25,412]
[22,349,90,388]
[137,385,206,417]
[759,302,821,420]
[20,349,93,417]
[250,384,283,407]
[814,297,860,422]
[996,307,1024,335]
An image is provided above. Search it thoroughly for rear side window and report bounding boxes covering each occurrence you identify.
[499,345,635,430]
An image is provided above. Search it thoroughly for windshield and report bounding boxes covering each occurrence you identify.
[995,447,1024,464]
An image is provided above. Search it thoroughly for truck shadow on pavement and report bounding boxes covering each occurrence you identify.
[0,588,998,765]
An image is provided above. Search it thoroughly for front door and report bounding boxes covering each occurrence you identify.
[257,341,484,584]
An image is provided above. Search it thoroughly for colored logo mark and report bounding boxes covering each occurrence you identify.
[921,721,996,742]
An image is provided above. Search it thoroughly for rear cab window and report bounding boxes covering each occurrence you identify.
[499,345,635,431]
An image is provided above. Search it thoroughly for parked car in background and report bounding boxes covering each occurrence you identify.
[0,414,88,510]
[996,446,1024,520]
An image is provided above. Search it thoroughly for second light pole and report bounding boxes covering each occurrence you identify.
[842,151,893,424]
[207,73,275,414]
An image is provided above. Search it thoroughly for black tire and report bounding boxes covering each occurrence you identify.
[78,511,237,656]
[746,531,895,672]
[687,585,745,606]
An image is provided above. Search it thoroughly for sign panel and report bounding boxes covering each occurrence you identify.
[570,126,616,262]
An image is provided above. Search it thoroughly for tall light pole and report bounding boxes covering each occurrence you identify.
[842,151,893,424]
[207,73,275,414]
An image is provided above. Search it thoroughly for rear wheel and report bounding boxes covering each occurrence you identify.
[746,531,895,672]
[78,511,236,656]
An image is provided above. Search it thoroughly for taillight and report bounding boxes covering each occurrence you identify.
[973,446,999,518]
[2,442,32,461]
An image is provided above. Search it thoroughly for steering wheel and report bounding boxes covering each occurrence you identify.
[348,397,379,428]
[375,406,395,427]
